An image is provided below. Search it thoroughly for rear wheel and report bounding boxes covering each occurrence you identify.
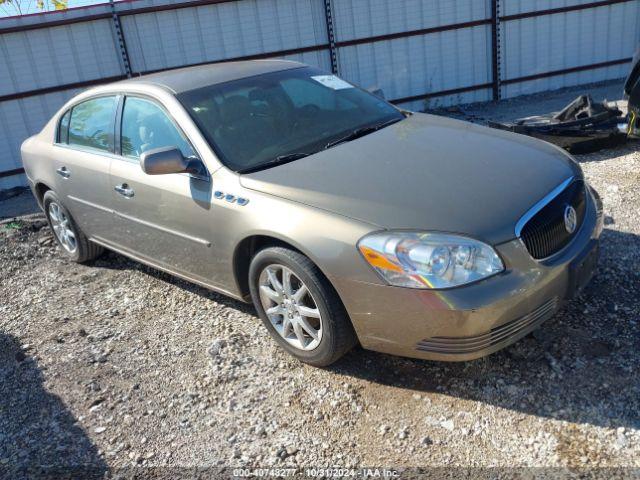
[249,247,357,367]
[43,190,103,263]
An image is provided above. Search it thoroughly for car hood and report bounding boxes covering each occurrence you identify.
[240,113,581,245]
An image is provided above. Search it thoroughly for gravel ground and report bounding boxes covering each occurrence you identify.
[1,83,639,478]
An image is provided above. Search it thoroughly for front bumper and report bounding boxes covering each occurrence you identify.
[332,187,603,361]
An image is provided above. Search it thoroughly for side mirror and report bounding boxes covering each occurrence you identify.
[140,146,204,176]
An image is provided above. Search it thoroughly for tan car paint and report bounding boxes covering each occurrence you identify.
[21,65,601,361]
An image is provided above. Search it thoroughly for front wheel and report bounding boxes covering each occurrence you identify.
[248,247,357,367]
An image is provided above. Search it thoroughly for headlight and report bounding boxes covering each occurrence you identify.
[358,232,504,289]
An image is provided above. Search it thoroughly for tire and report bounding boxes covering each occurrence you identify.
[43,190,103,263]
[249,246,357,367]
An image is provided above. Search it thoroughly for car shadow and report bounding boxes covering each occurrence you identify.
[573,138,640,163]
[0,332,108,479]
[90,251,256,317]
[329,227,640,431]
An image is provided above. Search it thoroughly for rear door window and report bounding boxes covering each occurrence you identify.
[68,96,118,153]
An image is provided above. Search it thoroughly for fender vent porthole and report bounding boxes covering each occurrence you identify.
[214,191,249,206]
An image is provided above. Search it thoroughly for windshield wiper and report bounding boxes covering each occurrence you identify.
[324,117,403,149]
[237,117,404,173]
[238,152,311,174]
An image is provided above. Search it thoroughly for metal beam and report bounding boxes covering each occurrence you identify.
[502,58,632,85]
[0,75,127,103]
[334,18,492,48]
[390,83,494,105]
[491,0,501,101]
[0,168,25,179]
[323,0,338,74]
[500,0,633,21]
[109,0,132,78]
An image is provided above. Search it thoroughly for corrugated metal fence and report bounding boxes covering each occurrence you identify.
[1,0,639,189]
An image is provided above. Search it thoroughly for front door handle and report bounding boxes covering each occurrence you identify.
[56,166,71,178]
[114,183,135,198]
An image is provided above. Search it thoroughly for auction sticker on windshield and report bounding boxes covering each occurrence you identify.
[311,75,353,90]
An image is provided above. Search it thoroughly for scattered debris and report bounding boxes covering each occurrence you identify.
[489,95,628,154]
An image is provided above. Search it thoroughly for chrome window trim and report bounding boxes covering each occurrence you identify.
[514,176,575,238]
[52,142,122,160]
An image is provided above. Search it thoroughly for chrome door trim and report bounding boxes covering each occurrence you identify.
[114,211,212,247]
[514,176,574,238]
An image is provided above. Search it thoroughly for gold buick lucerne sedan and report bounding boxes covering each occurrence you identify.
[21,60,603,366]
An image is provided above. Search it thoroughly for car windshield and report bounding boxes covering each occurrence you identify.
[177,66,405,172]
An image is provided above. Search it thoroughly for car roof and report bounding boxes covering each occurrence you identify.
[118,59,306,94]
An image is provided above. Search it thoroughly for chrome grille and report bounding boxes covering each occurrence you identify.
[520,180,586,259]
[416,297,558,355]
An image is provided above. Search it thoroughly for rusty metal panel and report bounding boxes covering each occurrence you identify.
[502,0,611,17]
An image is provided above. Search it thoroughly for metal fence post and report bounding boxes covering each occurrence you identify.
[323,0,338,74]
[109,0,132,77]
[491,0,501,101]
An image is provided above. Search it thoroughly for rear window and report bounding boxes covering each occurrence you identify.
[67,96,118,153]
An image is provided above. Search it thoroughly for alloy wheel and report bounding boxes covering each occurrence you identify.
[258,264,323,351]
[48,202,77,253]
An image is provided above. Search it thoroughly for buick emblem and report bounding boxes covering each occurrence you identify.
[564,205,577,234]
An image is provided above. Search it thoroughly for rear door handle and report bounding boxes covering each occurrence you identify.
[56,166,71,178]
[114,183,135,198]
